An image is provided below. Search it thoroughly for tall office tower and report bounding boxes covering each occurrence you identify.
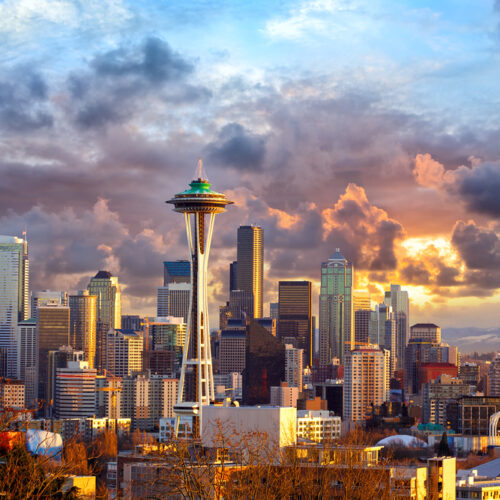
[384,315,397,378]
[319,249,353,367]
[384,284,409,371]
[236,225,263,319]
[343,345,390,423]
[219,302,231,330]
[121,315,142,331]
[256,317,276,337]
[47,346,84,414]
[285,344,303,389]
[278,281,313,367]
[158,283,191,322]
[219,328,246,374]
[269,302,279,320]
[144,316,186,372]
[410,323,440,343]
[0,235,29,377]
[242,321,285,405]
[55,360,97,419]
[87,270,121,372]
[69,290,97,369]
[17,318,38,407]
[164,260,191,285]
[167,163,233,438]
[353,291,371,311]
[229,261,238,291]
[31,290,67,319]
[106,329,143,378]
[229,289,254,320]
[354,309,371,345]
[489,354,500,396]
[405,338,441,395]
[370,303,389,346]
[38,304,70,405]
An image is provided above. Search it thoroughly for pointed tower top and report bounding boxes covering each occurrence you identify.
[194,157,208,182]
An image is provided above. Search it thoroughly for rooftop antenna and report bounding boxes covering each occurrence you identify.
[194,157,208,181]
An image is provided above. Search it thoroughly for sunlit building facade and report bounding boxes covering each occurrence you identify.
[17,318,37,407]
[0,235,29,378]
[237,225,263,319]
[69,290,97,369]
[87,271,121,372]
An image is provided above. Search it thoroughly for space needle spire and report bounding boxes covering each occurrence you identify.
[167,160,233,438]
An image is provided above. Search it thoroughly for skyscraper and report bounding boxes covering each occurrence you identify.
[0,235,29,377]
[38,304,70,405]
[163,260,191,285]
[106,329,143,378]
[17,318,37,407]
[31,290,67,319]
[87,270,121,372]
[69,290,97,369]
[236,225,263,319]
[278,281,313,367]
[385,284,409,371]
[319,249,353,366]
[343,345,390,423]
[167,162,233,437]
[229,261,238,292]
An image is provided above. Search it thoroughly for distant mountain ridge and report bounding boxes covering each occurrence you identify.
[442,327,500,354]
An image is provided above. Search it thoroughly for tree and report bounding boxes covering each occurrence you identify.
[437,431,452,457]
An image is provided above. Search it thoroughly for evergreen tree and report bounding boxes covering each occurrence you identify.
[437,431,452,457]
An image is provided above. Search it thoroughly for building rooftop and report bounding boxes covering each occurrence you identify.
[93,270,113,279]
[411,323,439,328]
[329,248,346,261]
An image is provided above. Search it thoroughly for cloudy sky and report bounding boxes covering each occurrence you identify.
[2,0,500,328]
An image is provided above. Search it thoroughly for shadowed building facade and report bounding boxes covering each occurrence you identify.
[278,280,313,367]
[242,321,285,405]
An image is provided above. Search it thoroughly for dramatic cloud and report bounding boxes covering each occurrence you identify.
[414,153,500,218]
[206,123,267,170]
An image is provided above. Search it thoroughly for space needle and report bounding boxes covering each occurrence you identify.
[167,159,233,438]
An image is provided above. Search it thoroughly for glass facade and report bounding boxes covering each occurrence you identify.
[319,249,353,366]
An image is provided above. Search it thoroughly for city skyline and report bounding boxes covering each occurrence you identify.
[2,1,500,329]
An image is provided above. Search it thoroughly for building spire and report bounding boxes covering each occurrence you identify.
[194,157,208,182]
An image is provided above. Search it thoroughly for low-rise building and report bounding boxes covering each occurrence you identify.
[296,410,341,443]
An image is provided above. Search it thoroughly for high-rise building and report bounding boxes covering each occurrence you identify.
[269,302,279,320]
[96,373,122,419]
[106,330,143,378]
[55,360,96,419]
[69,290,97,369]
[219,328,246,375]
[0,379,25,410]
[278,281,313,367]
[87,271,121,372]
[167,164,233,438]
[384,315,397,378]
[319,249,353,366]
[370,303,389,347]
[255,317,276,337]
[242,320,285,405]
[285,344,303,389]
[121,315,143,331]
[489,354,500,397]
[229,261,238,292]
[385,285,409,371]
[38,304,70,405]
[354,309,371,345]
[31,290,67,319]
[410,323,440,343]
[163,260,191,286]
[353,291,371,312]
[47,346,84,413]
[0,235,29,377]
[236,225,263,319]
[343,345,389,423]
[156,283,191,322]
[17,318,37,407]
[270,382,299,407]
[228,289,254,321]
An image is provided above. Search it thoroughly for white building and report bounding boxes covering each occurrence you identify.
[285,344,303,389]
[106,330,143,378]
[55,361,97,418]
[344,345,390,423]
[0,236,29,378]
[270,382,299,408]
[156,283,191,323]
[489,353,500,397]
[202,405,297,452]
[17,318,37,407]
[297,410,341,443]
